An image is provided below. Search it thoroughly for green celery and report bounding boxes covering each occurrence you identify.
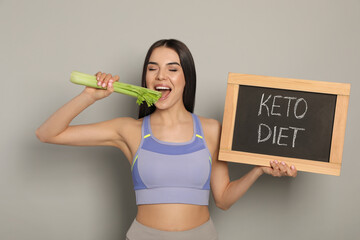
[70,71,161,106]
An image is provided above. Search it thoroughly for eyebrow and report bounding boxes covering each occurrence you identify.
[148,61,181,66]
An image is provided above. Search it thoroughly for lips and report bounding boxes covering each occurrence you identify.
[155,85,172,100]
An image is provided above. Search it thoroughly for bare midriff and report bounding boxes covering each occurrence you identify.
[136,204,210,231]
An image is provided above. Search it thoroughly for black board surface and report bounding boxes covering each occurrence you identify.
[232,85,337,162]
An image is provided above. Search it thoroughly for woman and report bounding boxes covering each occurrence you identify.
[36,39,297,240]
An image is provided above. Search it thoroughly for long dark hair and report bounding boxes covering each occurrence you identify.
[138,39,196,119]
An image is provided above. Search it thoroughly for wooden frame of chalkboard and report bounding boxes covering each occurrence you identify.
[219,73,350,176]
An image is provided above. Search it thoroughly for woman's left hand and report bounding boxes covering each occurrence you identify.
[260,160,297,177]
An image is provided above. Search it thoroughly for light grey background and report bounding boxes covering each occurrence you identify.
[1,0,359,239]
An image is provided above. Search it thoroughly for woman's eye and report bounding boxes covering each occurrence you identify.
[148,68,157,71]
[169,69,178,72]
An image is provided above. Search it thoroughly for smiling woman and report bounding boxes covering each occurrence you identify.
[36,39,296,240]
[145,47,186,111]
[147,59,182,101]
[139,39,197,118]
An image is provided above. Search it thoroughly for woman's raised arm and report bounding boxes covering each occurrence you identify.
[35,72,129,148]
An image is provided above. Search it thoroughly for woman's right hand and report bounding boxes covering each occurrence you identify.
[83,71,120,101]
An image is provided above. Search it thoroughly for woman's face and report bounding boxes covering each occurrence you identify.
[146,46,186,110]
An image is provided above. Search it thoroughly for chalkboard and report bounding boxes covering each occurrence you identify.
[232,86,337,162]
[219,73,350,176]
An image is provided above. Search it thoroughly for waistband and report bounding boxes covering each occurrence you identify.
[126,217,218,240]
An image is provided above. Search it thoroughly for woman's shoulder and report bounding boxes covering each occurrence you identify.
[111,116,143,132]
[196,115,220,127]
[196,114,221,138]
[195,114,221,153]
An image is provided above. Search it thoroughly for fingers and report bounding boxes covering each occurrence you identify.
[289,165,297,177]
[95,71,117,90]
[269,160,297,177]
[278,161,288,175]
[270,160,281,177]
[95,72,102,79]
[279,162,297,177]
[100,73,108,87]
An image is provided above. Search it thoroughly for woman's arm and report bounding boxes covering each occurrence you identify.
[35,72,128,148]
[203,119,297,211]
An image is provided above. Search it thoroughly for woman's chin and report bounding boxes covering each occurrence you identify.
[154,101,169,110]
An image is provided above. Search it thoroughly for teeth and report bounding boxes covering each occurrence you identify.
[155,86,171,90]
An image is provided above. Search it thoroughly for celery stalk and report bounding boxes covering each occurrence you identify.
[70,71,161,106]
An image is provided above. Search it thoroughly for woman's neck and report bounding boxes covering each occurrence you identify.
[152,105,191,126]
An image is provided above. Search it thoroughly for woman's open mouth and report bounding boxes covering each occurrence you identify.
[155,85,172,100]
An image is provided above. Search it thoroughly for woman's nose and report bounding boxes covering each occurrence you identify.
[156,68,167,80]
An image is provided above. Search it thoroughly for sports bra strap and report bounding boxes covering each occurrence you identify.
[193,114,204,137]
[143,115,151,136]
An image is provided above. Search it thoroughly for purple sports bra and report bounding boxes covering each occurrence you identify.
[131,113,212,205]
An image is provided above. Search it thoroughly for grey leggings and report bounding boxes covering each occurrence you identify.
[125,217,219,240]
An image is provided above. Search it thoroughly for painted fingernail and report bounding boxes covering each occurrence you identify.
[102,83,106,88]
[281,161,285,166]
[274,160,278,164]
[291,165,295,170]
[108,82,112,87]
